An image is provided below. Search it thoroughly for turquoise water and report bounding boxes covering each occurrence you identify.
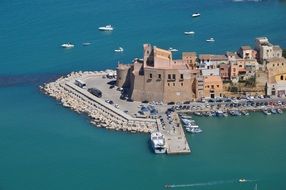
[1,0,286,189]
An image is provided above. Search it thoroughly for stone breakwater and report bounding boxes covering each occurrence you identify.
[40,71,157,133]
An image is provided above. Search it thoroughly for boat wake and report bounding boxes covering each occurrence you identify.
[165,179,257,188]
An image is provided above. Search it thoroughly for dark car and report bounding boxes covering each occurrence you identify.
[87,88,102,98]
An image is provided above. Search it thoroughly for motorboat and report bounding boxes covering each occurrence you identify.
[61,43,74,48]
[192,13,200,17]
[82,42,92,46]
[277,108,283,114]
[150,132,167,154]
[194,112,202,116]
[185,123,203,134]
[263,109,271,115]
[168,47,178,52]
[216,110,224,117]
[270,108,277,114]
[239,178,247,183]
[184,31,195,35]
[223,112,228,117]
[181,115,192,119]
[241,110,249,116]
[98,25,114,31]
[114,47,124,52]
[206,38,215,42]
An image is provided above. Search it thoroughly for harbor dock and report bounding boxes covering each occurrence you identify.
[41,71,191,154]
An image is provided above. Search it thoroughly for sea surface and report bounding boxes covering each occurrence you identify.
[0,0,286,189]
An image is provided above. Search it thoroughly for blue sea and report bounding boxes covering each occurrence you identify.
[1,0,286,189]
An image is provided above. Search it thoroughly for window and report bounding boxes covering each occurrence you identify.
[181,83,183,86]
[281,75,284,80]
[211,85,214,88]
[172,74,176,80]
[168,74,171,79]
[273,64,275,67]
[217,85,219,88]
[168,83,170,86]
[149,73,152,78]
[180,74,184,79]
[158,74,161,79]
[173,83,175,86]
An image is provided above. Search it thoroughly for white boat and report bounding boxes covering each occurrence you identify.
[239,178,247,183]
[192,13,200,17]
[114,47,124,52]
[150,132,167,154]
[168,47,178,52]
[206,38,215,42]
[61,43,74,48]
[184,31,195,35]
[277,108,283,114]
[98,25,114,31]
[263,109,271,115]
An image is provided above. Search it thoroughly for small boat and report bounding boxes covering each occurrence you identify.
[184,31,195,35]
[263,109,271,115]
[168,47,178,52]
[61,43,74,48]
[277,108,283,114]
[98,25,113,31]
[239,178,247,183]
[114,47,124,52]
[270,108,277,114]
[206,38,215,42]
[223,112,228,117]
[82,42,92,46]
[181,115,192,119]
[192,13,200,17]
[194,112,202,116]
[216,110,224,117]
[241,110,249,116]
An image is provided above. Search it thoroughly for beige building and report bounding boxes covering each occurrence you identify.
[203,75,223,98]
[255,37,282,64]
[266,57,286,97]
[116,44,199,103]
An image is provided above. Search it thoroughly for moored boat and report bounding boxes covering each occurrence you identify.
[270,108,277,114]
[150,132,167,154]
[241,110,249,116]
[277,108,283,114]
[263,109,271,115]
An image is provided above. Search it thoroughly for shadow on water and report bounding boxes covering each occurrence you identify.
[0,73,66,87]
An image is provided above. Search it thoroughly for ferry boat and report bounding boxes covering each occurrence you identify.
[206,38,215,42]
[98,25,114,31]
[192,13,200,17]
[184,31,195,35]
[150,132,167,154]
[114,47,124,52]
[61,43,74,48]
[168,47,178,52]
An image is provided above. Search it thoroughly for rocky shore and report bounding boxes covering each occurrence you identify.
[40,71,157,133]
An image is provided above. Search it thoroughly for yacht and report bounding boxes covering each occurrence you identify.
[98,25,114,31]
[192,13,201,17]
[206,38,215,42]
[184,31,195,35]
[114,47,124,52]
[168,47,178,52]
[185,122,203,134]
[61,43,74,48]
[150,132,167,154]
